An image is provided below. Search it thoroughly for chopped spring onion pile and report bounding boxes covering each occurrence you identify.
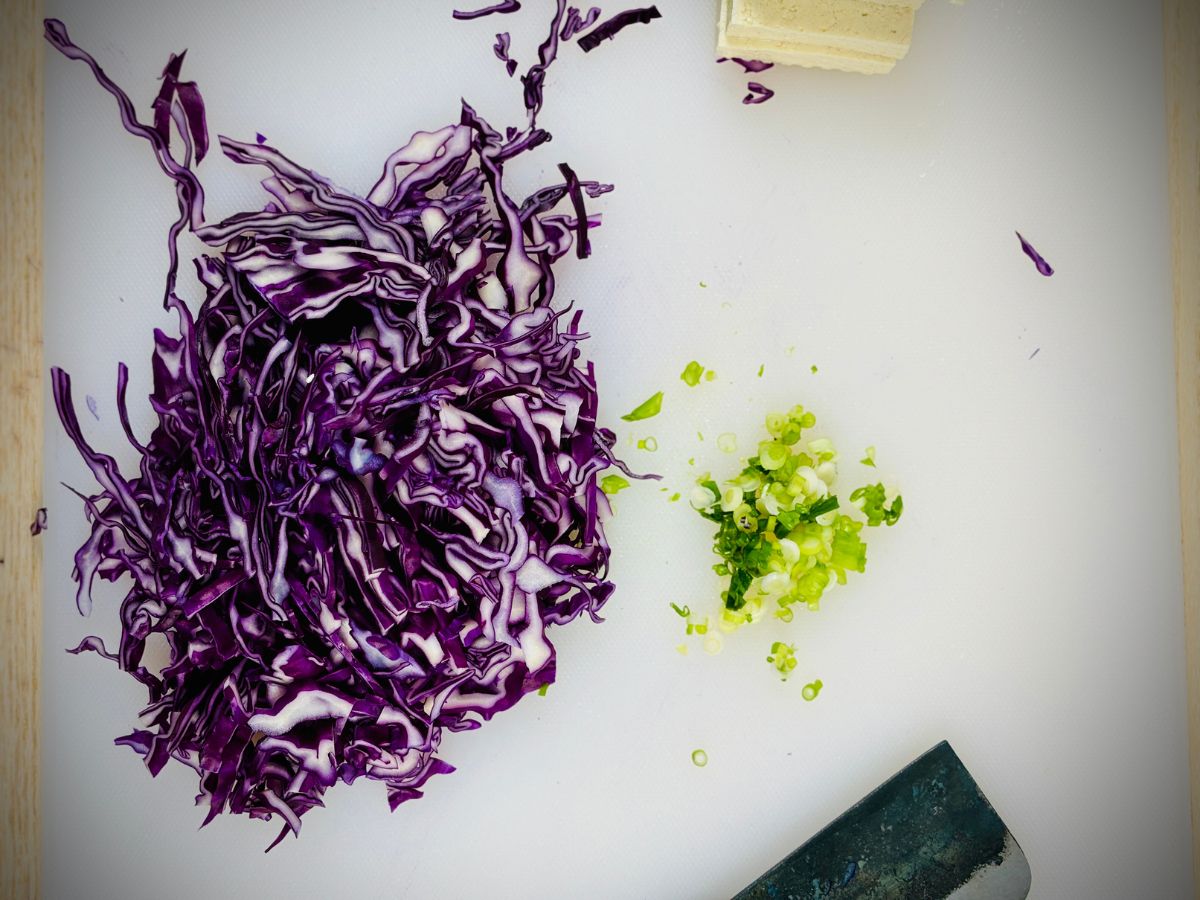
[690,406,902,680]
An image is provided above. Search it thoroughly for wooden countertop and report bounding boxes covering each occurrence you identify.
[0,1,42,897]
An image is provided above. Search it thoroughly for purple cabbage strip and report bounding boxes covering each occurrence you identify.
[557,162,592,260]
[45,5,646,849]
[717,57,774,73]
[30,507,47,536]
[1015,231,1054,276]
[453,0,521,21]
[743,81,775,105]
[152,49,209,163]
[577,5,661,52]
[493,32,519,76]
[561,6,602,42]
[67,635,118,661]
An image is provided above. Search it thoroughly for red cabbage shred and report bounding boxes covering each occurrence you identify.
[1015,230,1054,277]
[577,6,661,52]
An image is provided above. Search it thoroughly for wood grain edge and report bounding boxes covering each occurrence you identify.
[0,0,43,897]
[1165,0,1200,894]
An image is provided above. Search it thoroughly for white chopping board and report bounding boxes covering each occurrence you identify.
[41,1,1191,897]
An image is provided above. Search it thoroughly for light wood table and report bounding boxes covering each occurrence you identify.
[1166,0,1200,895]
[1,1,42,898]
[2,2,1197,897]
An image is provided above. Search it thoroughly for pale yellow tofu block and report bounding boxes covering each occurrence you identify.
[728,0,915,59]
[717,0,899,74]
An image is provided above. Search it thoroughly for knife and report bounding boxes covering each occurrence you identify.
[733,740,1031,899]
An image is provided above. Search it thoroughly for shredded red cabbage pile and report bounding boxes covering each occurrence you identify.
[46,3,646,848]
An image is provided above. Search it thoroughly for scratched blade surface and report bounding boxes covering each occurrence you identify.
[733,741,1031,900]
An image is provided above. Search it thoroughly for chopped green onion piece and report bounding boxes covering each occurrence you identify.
[717,432,737,454]
[681,360,705,387]
[690,485,717,510]
[780,422,803,446]
[757,364,765,377]
[699,281,708,288]
[669,492,681,502]
[861,446,877,467]
[687,457,695,466]
[637,436,659,452]
[810,365,818,374]
[691,749,708,767]
[849,482,903,526]
[538,684,550,696]
[758,441,789,471]
[621,391,663,422]
[600,474,631,495]
[703,634,723,654]
[801,679,823,701]
[766,641,798,680]
[697,431,704,441]
[676,643,689,655]
[704,370,716,382]
[807,495,840,519]
[670,602,691,618]
[807,438,835,461]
